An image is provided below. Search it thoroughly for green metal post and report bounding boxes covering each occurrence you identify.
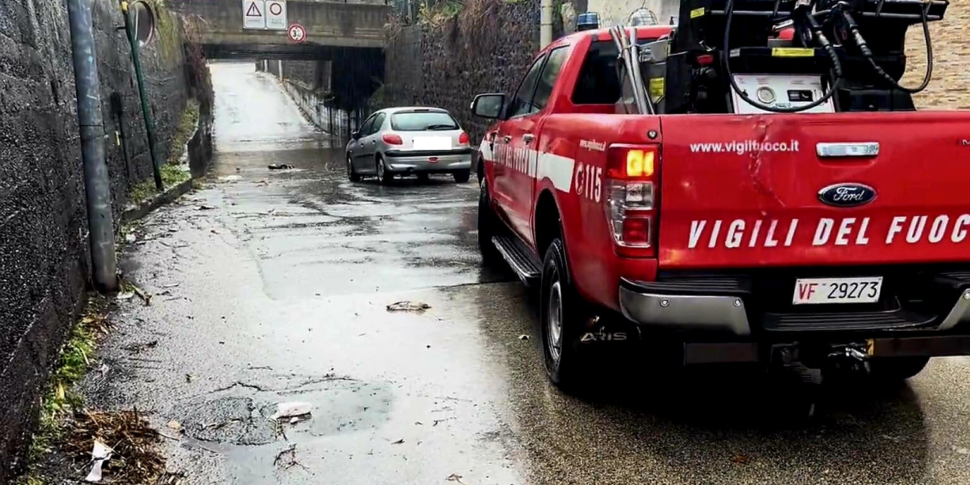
[122,2,164,191]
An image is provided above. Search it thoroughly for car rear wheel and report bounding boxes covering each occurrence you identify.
[540,238,589,391]
[377,156,393,185]
[453,170,470,183]
[347,155,360,182]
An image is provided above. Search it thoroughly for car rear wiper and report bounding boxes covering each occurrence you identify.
[426,124,457,130]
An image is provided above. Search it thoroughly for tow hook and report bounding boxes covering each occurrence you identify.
[842,347,868,362]
[827,343,869,373]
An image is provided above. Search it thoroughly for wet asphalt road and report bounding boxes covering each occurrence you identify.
[84,63,970,484]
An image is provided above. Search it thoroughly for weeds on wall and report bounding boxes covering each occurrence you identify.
[144,0,183,67]
[419,0,465,25]
[126,99,197,206]
[182,17,215,114]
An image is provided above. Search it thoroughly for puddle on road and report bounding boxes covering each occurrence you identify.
[173,375,394,443]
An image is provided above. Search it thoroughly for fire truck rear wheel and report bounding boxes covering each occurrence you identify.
[540,238,588,391]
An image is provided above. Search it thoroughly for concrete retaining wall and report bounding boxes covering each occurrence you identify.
[0,0,191,477]
[281,78,358,138]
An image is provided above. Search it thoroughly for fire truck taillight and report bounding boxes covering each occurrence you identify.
[606,145,659,253]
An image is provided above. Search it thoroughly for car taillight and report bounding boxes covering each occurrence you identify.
[458,131,470,145]
[383,133,403,145]
[605,145,660,254]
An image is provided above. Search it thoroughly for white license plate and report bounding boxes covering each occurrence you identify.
[792,277,883,305]
[413,136,451,150]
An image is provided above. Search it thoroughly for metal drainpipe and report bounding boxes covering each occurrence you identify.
[122,1,164,191]
[66,0,119,291]
[540,0,554,48]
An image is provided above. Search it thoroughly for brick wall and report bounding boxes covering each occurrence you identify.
[0,0,189,478]
[906,2,970,110]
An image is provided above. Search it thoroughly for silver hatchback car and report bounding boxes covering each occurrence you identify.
[346,107,473,184]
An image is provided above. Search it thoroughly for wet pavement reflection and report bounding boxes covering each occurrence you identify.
[83,63,970,485]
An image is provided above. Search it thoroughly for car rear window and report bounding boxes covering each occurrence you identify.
[572,39,658,105]
[390,111,459,131]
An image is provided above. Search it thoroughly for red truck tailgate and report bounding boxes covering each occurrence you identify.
[657,112,970,269]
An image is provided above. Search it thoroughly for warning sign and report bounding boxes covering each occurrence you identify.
[242,0,265,30]
[265,1,287,30]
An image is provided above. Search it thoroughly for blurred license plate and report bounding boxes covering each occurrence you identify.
[792,277,883,305]
[414,136,451,150]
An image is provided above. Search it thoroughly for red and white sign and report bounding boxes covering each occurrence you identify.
[242,0,265,29]
[287,23,307,43]
[265,1,287,30]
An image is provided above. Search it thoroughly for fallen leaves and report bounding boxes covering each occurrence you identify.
[731,453,751,465]
[386,301,431,312]
[64,409,164,484]
[446,473,471,483]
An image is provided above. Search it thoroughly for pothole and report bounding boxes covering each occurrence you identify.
[174,396,277,445]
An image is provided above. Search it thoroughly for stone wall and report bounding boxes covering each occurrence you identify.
[381,0,970,135]
[0,0,190,477]
[381,0,541,142]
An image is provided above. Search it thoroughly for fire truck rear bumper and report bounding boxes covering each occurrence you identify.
[618,278,970,337]
[619,287,752,336]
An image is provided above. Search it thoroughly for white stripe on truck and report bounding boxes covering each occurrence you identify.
[479,141,576,194]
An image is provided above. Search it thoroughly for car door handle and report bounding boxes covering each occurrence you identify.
[522,134,535,144]
[503,135,512,143]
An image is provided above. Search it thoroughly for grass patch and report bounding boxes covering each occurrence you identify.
[128,180,157,207]
[15,297,110,485]
[126,100,197,207]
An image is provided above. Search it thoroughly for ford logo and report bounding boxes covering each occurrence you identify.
[818,183,877,208]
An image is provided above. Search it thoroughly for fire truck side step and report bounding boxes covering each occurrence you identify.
[492,234,541,285]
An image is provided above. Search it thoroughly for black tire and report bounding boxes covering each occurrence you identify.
[347,155,360,182]
[868,356,930,381]
[540,238,589,391]
[376,155,393,185]
[453,170,471,183]
[478,180,502,265]
[417,172,430,183]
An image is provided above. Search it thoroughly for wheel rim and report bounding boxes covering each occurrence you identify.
[547,280,563,364]
[377,159,384,179]
[347,157,353,176]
